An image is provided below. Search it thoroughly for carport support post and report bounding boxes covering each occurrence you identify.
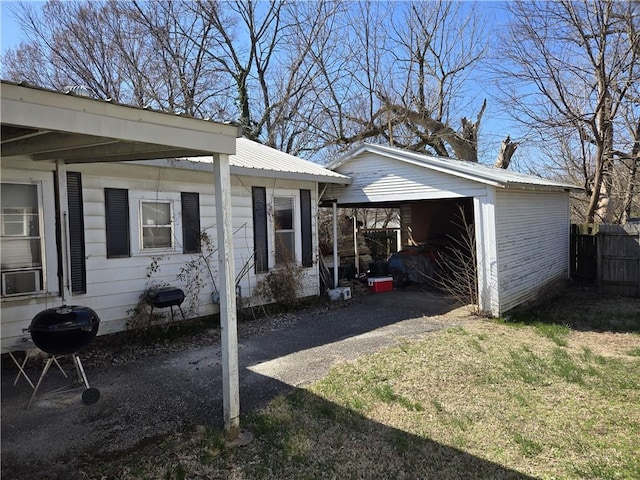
[213,153,240,441]
[333,202,339,289]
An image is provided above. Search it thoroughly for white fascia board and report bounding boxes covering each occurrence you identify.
[1,83,239,155]
[331,145,505,187]
[331,143,577,191]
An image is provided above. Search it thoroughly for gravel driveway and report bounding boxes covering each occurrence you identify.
[1,289,466,479]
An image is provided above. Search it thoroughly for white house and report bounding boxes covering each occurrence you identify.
[0,82,349,353]
[323,143,578,316]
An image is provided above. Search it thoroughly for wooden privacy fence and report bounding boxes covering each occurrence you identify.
[571,223,640,297]
[598,224,640,297]
[570,224,598,282]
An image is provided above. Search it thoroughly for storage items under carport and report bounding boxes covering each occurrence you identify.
[368,276,394,293]
[387,245,439,286]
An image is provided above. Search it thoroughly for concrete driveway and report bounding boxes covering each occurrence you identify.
[1,289,467,479]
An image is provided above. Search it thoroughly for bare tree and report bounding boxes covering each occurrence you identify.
[126,1,225,116]
[306,1,491,161]
[3,1,134,102]
[496,0,640,224]
[3,0,510,166]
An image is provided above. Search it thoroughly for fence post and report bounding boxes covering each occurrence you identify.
[596,229,602,294]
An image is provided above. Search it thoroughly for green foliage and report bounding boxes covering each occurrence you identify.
[550,347,588,385]
[513,433,543,457]
[627,347,640,357]
[506,346,548,385]
[534,322,570,346]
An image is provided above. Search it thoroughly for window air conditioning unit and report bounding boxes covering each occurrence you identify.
[2,270,41,296]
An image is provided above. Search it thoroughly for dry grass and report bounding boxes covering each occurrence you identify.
[88,295,640,480]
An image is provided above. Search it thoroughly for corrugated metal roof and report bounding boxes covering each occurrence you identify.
[182,137,351,184]
[329,143,579,191]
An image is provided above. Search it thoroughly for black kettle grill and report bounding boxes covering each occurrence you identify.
[29,305,100,355]
[26,305,101,408]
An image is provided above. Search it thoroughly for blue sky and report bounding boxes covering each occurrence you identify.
[0,0,526,166]
[1,1,36,53]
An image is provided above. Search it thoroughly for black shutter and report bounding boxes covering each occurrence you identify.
[300,189,313,267]
[67,172,87,293]
[181,192,201,253]
[105,188,130,258]
[252,186,268,273]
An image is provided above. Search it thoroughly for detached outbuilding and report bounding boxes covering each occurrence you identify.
[323,143,577,316]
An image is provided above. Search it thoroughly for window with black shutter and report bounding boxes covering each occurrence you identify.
[300,189,313,267]
[181,192,201,254]
[104,188,130,258]
[252,186,268,273]
[67,172,86,293]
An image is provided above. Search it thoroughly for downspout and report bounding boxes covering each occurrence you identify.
[56,160,70,304]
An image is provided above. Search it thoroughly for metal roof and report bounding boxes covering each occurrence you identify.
[329,143,579,191]
[177,137,351,184]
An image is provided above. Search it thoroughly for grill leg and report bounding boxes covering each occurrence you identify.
[26,356,56,409]
[53,357,68,378]
[10,350,35,389]
[72,354,90,389]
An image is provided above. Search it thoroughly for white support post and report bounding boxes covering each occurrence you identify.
[353,215,359,275]
[333,202,339,289]
[213,153,240,441]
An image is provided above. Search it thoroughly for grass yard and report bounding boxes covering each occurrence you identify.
[95,299,640,480]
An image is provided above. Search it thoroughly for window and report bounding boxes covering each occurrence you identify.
[140,201,173,249]
[105,190,196,257]
[1,183,43,296]
[274,196,295,266]
[252,188,314,272]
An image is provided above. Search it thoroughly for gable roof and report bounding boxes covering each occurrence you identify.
[329,143,578,191]
[135,138,351,184]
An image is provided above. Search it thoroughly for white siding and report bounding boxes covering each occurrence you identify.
[1,160,320,351]
[474,190,500,316]
[325,153,486,204]
[495,189,570,313]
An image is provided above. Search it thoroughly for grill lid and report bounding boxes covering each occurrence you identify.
[30,305,100,333]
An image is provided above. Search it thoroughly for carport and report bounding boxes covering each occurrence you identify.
[1,81,242,440]
[322,143,576,316]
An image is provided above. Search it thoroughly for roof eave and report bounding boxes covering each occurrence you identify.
[230,166,352,184]
[126,159,352,184]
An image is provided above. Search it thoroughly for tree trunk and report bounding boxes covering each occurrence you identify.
[621,122,640,224]
[494,136,517,169]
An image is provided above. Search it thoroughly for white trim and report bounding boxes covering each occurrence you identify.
[1,82,238,156]
[474,189,500,317]
[129,192,182,255]
[330,143,578,191]
[268,190,304,269]
[0,175,55,298]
